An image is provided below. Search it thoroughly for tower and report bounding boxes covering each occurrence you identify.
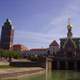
[1,19,14,50]
[63,18,76,57]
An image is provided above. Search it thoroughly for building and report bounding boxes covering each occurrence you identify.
[48,18,80,70]
[24,48,48,57]
[24,48,48,62]
[49,40,59,56]
[25,18,80,70]
[12,44,28,52]
[0,19,14,50]
[29,48,48,56]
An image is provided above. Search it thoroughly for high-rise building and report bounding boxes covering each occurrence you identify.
[1,19,14,50]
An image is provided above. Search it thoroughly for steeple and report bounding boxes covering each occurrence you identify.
[1,18,14,50]
[4,18,11,25]
[63,18,76,50]
[67,17,73,38]
[3,18,14,29]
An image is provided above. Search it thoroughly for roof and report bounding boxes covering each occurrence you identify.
[12,44,29,50]
[60,37,80,40]
[63,38,77,49]
[30,48,48,51]
[49,40,59,47]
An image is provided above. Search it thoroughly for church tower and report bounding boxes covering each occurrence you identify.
[1,19,14,50]
[62,18,76,57]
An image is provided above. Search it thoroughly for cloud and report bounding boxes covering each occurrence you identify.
[14,0,80,48]
[14,30,59,48]
[46,0,80,36]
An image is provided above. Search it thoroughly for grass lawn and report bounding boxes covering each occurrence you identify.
[0,65,13,69]
[0,62,13,69]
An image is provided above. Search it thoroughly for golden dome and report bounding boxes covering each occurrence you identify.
[67,24,72,29]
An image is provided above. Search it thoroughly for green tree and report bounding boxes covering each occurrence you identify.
[0,50,5,60]
[0,50,21,62]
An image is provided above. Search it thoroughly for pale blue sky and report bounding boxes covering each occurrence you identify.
[0,0,80,48]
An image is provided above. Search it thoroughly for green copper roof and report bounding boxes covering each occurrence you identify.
[63,38,77,49]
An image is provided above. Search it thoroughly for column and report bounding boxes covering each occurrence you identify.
[46,58,52,71]
[48,61,52,71]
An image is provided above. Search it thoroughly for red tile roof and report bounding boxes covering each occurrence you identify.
[30,48,48,51]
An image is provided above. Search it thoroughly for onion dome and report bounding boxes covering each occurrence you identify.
[67,17,73,38]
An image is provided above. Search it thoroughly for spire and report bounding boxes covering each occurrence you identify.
[5,18,12,25]
[67,17,73,38]
[3,18,14,30]
[68,17,71,25]
[63,18,76,49]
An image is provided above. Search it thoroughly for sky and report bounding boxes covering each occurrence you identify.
[0,0,80,49]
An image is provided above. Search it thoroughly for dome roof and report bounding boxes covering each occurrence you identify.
[67,24,72,29]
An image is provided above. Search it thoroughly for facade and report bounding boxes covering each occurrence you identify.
[24,48,48,62]
[29,48,48,56]
[49,40,59,56]
[0,19,14,50]
[25,48,48,57]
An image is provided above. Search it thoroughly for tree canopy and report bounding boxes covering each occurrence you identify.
[0,50,21,61]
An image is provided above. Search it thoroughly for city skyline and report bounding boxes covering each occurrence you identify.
[0,0,80,48]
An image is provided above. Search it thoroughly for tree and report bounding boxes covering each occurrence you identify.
[0,50,21,62]
[6,50,21,62]
[0,50,5,60]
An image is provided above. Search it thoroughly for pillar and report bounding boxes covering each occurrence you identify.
[45,57,52,80]
[46,57,52,71]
